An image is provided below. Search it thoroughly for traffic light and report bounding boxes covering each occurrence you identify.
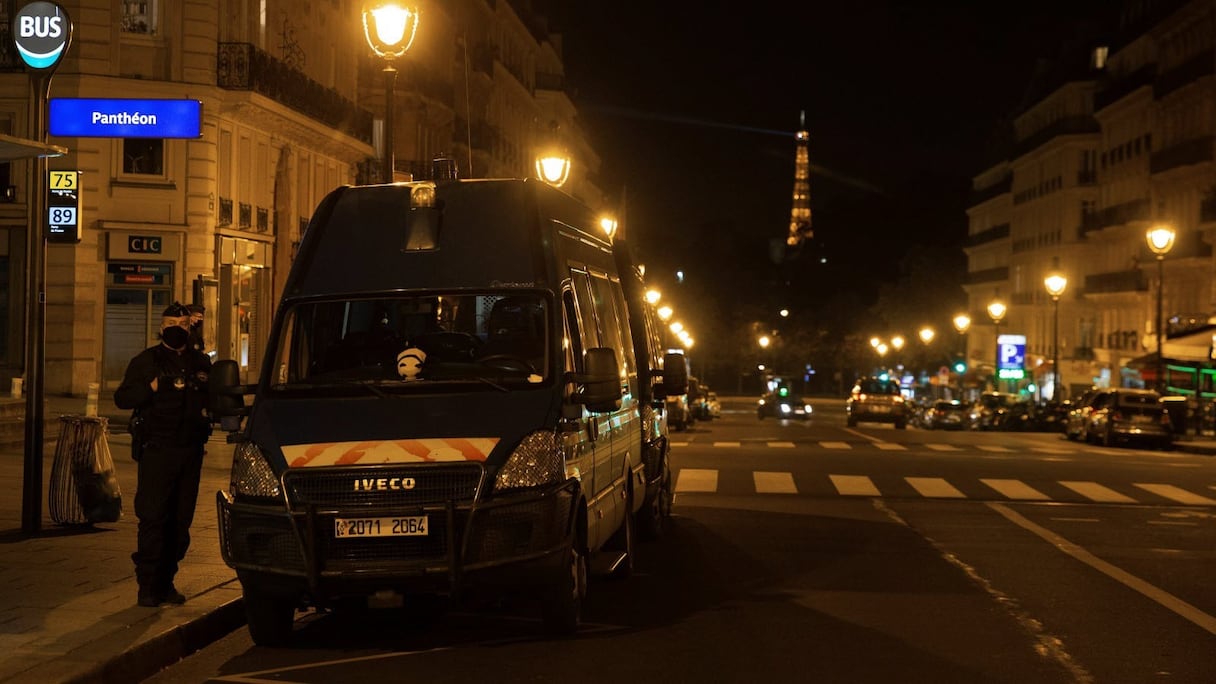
[952,360,967,374]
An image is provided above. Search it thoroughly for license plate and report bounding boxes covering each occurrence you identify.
[334,516,428,538]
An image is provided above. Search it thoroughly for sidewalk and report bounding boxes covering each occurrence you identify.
[0,394,245,684]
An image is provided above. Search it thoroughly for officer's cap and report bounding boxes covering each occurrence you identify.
[162,302,190,317]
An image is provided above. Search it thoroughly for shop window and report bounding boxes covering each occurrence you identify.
[122,138,163,176]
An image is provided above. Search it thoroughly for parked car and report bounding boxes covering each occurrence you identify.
[1083,388,1172,448]
[705,391,721,419]
[967,392,1020,430]
[1064,388,1102,440]
[846,377,907,428]
[923,400,969,430]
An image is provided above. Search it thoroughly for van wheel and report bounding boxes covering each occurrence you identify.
[541,545,585,635]
[638,460,671,541]
[606,483,635,579]
[244,591,295,647]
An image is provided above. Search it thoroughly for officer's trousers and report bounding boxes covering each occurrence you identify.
[132,441,205,591]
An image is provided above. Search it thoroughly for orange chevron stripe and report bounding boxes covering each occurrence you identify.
[447,438,489,461]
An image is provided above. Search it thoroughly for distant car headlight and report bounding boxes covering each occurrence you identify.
[229,442,281,499]
[758,398,766,405]
[804,404,813,414]
[780,403,792,414]
[494,430,564,493]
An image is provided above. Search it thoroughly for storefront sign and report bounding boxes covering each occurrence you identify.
[127,235,162,254]
[108,262,169,285]
[48,98,202,138]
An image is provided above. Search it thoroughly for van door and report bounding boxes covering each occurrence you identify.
[568,272,614,549]
[591,272,640,502]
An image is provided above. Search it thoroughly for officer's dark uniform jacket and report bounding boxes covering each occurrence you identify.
[114,343,212,446]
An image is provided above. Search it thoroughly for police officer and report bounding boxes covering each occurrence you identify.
[186,303,206,354]
[114,302,213,607]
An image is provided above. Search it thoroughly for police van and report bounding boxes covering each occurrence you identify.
[212,168,686,645]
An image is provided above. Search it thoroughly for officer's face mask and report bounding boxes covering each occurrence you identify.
[161,323,190,350]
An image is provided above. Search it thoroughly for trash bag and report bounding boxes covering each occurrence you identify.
[74,428,122,523]
[50,416,123,525]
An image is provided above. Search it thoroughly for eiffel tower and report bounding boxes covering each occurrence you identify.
[786,111,812,247]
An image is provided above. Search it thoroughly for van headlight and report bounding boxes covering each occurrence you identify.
[494,430,564,493]
[229,442,282,499]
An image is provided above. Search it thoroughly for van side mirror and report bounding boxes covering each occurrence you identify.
[567,347,622,413]
[657,351,688,397]
[210,359,250,430]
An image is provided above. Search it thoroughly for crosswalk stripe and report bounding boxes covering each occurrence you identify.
[767,441,796,448]
[979,446,1013,452]
[875,442,907,451]
[820,441,852,450]
[1032,447,1073,455]
[981,478,1050,501]
[713,441,741,448]
[926,444,961,452]
[906,477,966,498]
[1060,481,1136,503]
[1133,484,1216,506]
[675,469,717,493]
[754,471,798,494]
[830,474,881,496]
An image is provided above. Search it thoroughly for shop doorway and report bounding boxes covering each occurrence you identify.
[103,279,173,389]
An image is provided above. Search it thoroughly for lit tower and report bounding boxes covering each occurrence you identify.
[786,111,812,246]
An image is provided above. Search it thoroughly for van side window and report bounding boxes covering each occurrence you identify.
[570,269,601,349]
[605,277,638,378]
[589,273,629,373]
[562,291,582,373]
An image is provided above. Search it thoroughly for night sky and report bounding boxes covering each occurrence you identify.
[536,1,1114,380]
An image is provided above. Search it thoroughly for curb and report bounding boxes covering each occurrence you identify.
[64,597,245,684]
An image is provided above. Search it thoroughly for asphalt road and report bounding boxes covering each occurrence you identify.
[150,396,1216,684]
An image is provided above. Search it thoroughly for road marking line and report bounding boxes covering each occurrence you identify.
[767,441,796,448]
[713,441,741,448]
[1059,481,1136,503]
[754,471,798,494]
[841,427,885,443]
[981,478,1050,501]
[1133,483,1216,506]
[925,443,961,452]
[988,502,1216,637]
[830,474,880,496]
[906,477,966,498]
[978,446,1012,452]
[875,442,907,451]
[1050,517,1101,523]
[1031,447,1074,455]
[675,469,717,493]
[820,441,852,450]
[1147,521,1199,527]
[670,442,690,448]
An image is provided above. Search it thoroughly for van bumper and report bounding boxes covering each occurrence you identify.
[217,478,579,605]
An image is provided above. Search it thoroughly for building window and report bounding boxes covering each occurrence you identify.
[122,138,163,175]
[121,1,157,35]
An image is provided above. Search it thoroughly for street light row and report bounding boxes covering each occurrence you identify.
[644,289,695,350]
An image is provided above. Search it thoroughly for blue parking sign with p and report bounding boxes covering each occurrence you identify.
[997,334,1026,371]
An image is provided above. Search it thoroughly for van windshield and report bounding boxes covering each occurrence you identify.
[267,292,550,392]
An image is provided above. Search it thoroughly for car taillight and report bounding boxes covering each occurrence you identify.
[1111,411,1124,423]
[858,393,868,401]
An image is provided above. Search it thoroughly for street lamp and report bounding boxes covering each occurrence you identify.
[987,298,1006,391]
[1044,271,1068,402]
[869,336,881,349]
[953,313,971,399]
[1146,224,1176,393]
[758,335,771,349]
[535,121,571,188]
[918,327,935,345]
[362,2,420,184]
[645,289,661,305]
[657,305,673,322]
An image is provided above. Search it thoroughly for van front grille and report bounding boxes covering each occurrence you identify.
[284,463,484,509]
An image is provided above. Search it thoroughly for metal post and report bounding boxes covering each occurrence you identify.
[1051,295,1061,402]
[1156,255,1165,393]
[382,64,397,183]
[993,320,1000,392]
[21,73,51,535]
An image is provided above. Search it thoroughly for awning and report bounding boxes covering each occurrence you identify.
[0,133,66,161]
[1162,326,1216,363]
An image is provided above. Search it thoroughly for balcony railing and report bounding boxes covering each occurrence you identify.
[1150,135,1214,174]
[968,174,1011,207]
[1084,269,1146,294]
[1094,64,1156,110]
[964,266,1009,285]
[1155,48,1215,99]
[1014,116,1100,158]
[1081,198,1150,234]
[217,43,373,145]
[964,223,1010,247]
